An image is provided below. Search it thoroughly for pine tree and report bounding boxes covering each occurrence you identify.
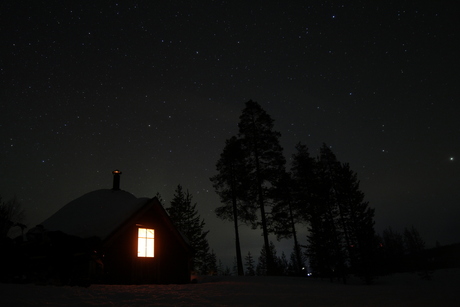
[211,136,255,275]
[166,185,211,273]
[238,100,286,275]
[272,143,316,275]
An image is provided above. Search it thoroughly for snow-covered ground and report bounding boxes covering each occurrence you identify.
[2,269,459,306]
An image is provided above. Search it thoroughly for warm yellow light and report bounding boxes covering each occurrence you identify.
[138,228,154,257]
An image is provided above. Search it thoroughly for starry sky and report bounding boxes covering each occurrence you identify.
[1,1,459,267]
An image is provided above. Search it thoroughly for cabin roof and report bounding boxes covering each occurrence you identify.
[41,189,150,239]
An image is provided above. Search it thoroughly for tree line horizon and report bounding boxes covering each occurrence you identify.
[209,99,427,283]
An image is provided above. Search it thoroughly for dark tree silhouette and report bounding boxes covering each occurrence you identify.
[305,144,377,283]
[381,227,406,273]
[333,161,377,284]
[306,144,346,282]
[256,241,282,276]
[238,100,286,275]
[290,143,317,220]
[380,226,430,278]
[272,143,316,275]
[403,226,431,279]
[210,136,256,275]
[383,227,405,257]
[288,245,307,276]
[404,226,425,254]
[269,171,305,275]
[244,251,256,276]
[205,250,218,275]
[0,196,25,238]
[166,185,211,274]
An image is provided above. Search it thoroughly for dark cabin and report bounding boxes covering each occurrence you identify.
[39,170,193,284]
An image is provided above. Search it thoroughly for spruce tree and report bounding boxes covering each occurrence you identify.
[306,144,377,283]
[333,161,377,283]
[290,143,317,220]
[306,144,346,282]
[244,251,256,276]
[217,259,224,275]
[256,241,281,275]
[403,226,431,279]
[382,227,405,257]
[279,252,289,276]
[403,226,425,254]
[238,100,286,275]
[271,143,316,275]
[205,250,218,275]
[288,245,307,276]
[381,227,405,273]
[166,185,211,273]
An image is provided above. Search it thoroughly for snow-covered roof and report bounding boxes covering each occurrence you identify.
[41,189,150,240]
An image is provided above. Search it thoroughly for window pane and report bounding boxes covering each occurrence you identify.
[138,237,146,257]
[146,237,154,257]
[137,228,154,257]
[147,228,154,238]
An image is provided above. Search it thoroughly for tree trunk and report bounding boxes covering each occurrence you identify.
[288,200,303,275]
[232,188,244,275]
[255,153,274,275]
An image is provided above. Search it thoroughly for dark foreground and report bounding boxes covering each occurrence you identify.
[2,269,460,306]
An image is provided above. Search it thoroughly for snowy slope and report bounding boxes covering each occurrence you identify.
[41,189,150,240]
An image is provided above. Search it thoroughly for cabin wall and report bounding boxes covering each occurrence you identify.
[101,203,191,284]
[102,228,136,284]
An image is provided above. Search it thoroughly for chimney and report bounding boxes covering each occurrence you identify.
[112,169,122,190]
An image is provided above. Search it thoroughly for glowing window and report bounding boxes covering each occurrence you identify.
[137,228,154,257]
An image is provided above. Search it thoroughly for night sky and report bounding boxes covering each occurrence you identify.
[1,1,459,267]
